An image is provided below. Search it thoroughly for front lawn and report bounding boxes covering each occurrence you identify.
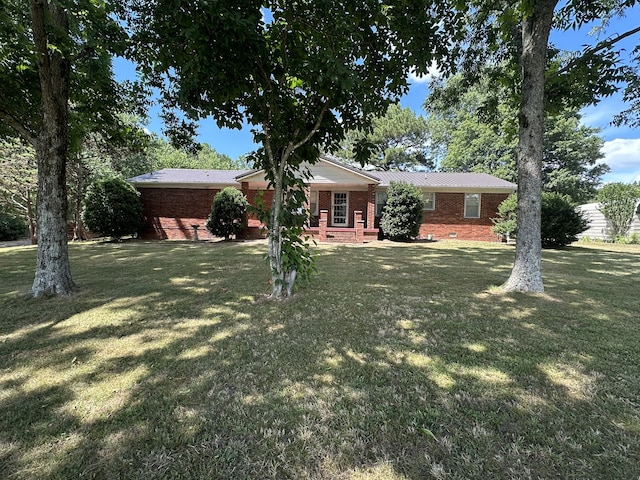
[1,240,639,479]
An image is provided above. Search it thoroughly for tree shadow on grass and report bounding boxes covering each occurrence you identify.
[1,241,639,479]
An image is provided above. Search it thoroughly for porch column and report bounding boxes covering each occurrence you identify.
[354,211,364,243]
[319,209,328,242]
[367,184,376,228]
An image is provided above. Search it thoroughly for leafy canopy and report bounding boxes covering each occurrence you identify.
[127,0,464,298]
[338,104,436,171]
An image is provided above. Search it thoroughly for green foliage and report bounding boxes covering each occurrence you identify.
[128,0,464,297]
[540,193,589,248]
[380,181,424,242]
[338,104,435,171]
[82,177,143,240]
[206,187,249,241]
[493,193,588,248]
[147,139,245,171]
[427,76,608,203]
[491,193,518,238]
[597,182,640,240]
[0,212,27,241]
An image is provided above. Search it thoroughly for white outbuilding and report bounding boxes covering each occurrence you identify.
[577,202,640,240]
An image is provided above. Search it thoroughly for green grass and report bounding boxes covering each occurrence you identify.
[1,239,639,479]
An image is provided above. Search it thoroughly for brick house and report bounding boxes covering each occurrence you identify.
[128,156,516,242]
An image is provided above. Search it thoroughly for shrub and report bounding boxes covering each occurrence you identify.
[596,182,640,241]
[0,213,27,241]
[492,193,588,248]
[206,187,249,240]
[380,181,424,242]
[82,177,143,240]
[491,193,517,240]
[540,193,588,248]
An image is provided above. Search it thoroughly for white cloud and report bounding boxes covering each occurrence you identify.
[601,138,640,183]
[408,61,441,84]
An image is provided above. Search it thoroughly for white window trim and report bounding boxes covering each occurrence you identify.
[309,190,319,216]
[423,192,435,211]
[332,192,349,226]
[464,193,481,218]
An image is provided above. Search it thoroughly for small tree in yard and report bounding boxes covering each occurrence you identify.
[82,177,143,241]
[493,192,587,248]
[206,187,248,241]
[380,181,424,242]
[597,183,640,241]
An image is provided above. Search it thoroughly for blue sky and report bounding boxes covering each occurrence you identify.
[117,6,640,183]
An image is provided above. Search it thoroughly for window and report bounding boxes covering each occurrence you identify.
[332,192,348,225]
[375,191,387,217]
[423,192,435,210]
[464,193,481,218]
[309,190,318,216]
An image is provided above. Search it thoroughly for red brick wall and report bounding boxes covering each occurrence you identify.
[417,193,508,242]
[137,187,509,242]
[138,187,273,240]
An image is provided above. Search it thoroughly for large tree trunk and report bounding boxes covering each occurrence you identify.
[502,1,557,293]
[29,0,75,297]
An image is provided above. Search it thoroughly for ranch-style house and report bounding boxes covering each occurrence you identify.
[128,156,517,243]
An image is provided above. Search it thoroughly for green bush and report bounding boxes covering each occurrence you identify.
[491,193,517,239]
[492,192,588,248]
[380,181,424,242]
[206,187,249,240]
[0,213,27,241]
[82,177,143,240]
[540,193,588,248]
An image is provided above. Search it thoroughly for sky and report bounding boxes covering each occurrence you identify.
[116,5,640,183]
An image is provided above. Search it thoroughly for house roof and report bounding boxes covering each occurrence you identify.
[128,168,250,186]
[127,159,516,191]
[374,171,517,189]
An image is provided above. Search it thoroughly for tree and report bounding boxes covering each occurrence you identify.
[427,77,608,203]
[206,188,249,241]
[445,0,639,292]
[380,181,424,241]
[82,177,143,240]
[0,1,142,297]
[0,139,37,243]
[597,182,640,240]
[493,192,588,247]
[128,1,464,298]
[146,138,244,171]
[338,104,436,171]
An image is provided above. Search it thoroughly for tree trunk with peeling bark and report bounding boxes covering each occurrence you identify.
[502,0,558,293]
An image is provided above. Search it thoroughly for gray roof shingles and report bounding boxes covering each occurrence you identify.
[128,164,516,190]
[128,168,250,185]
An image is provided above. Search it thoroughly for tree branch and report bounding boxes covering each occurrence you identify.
[290,101,330,152]
[547,25,640,81]
[0,110,37,146]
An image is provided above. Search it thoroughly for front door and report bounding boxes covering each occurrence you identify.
[332,192,348,226]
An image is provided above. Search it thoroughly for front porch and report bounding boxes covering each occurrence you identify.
[305,210,379,243]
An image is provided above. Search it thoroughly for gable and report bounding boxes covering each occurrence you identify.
[235,156,380,186]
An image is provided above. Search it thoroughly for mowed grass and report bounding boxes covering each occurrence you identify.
[1,239,639,479]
